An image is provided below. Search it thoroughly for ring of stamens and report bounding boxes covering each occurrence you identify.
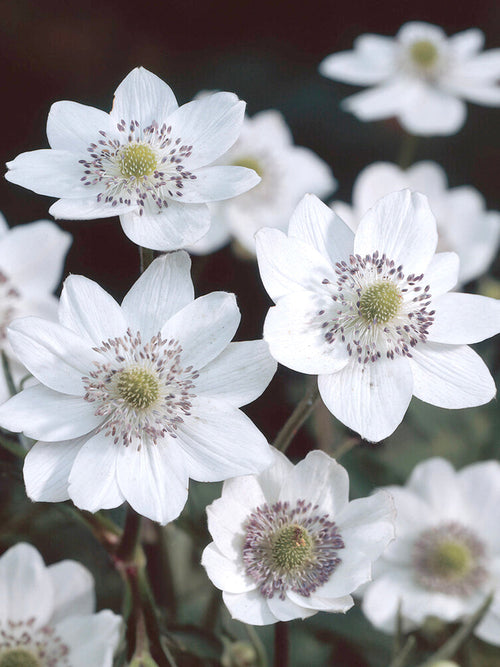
[0,620,70,667]
[118,143,158,178]
[242,499,344,600]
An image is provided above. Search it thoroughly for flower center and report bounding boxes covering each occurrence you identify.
[359,280,402,323]
[118,142,158,178]
[413,521,488,596]
[232,156,263,179]
[410,40,439,68]
[0,649,41,667]
[116,366,160,409]
[271,525,313,570]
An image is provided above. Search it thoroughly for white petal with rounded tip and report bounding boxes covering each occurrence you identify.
[318,356,414,443]
[278,451,349,517]
[111,67,178,126]
[399,85,467,136]
[352,162,408,215]
[172,165,260,203]
[287,193,354,266]
[452,49,500,81]
[68,431,125,512]
[410,343,496,408]
[449,28,484,59]
[121,251,194,337]
[459,461,500,550]
[6,150,97,198]
[47,101,114,152]
[49,561,95,621]
[337,491,395,560]
[0,384,101,440]
[166,93,245,169]
[119,202,210,251]
[195,340,276,407]
[185,207,231,254]
[177,398,272,482]
[429,293,500,344]
[0,221,71,293]
[407,457,464,519]
[201,543,255,594]
[406,161,448,200]
[285,146,337,199]
[354,190,438,275]
[342,79,410,120]
[319,35,396,85]
[289,591,353,612]
[59,275,127,344]
[0,543,54,627]
[55,611,121,667]
[49,196,132,220]
[8,318,98,395]
[443,80,500,106]
[267,594,316,621]
[256,228,338,303]
[162,292,240,370]
[116,435,188,524]
[263,293,350,375]
[255,448,294,503]
[24,437,86,502]
[223,589,276,625]
[423,252,459,296]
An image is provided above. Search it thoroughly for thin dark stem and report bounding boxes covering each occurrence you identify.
[117,505,142,562]
[1,351,17,397]
[330,436,360,461]
[140,246,155,273]
[274,622,289,667]
[397,131,418,170]
[273,379,320,453]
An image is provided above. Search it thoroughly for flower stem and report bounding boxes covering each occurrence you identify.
[388,635,416,667]
[273,622,289,667]
[140,247,156,273]
[397,132,418,170]
[330,435,360,460]
[1,351,17,397]
[117,505,143,562]
[273,378,320,453]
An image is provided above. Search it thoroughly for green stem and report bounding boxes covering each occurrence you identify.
[245,624,268,667]
[273,622,288,667]
[140,247,156,273]
[388,635,416,667]
[117,505,142,562]
[1,352,17,397]
[330,436,360,461]
[273,378,320,453]
[397,132,419,170]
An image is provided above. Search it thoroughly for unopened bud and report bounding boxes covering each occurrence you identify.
[221,640,258,667]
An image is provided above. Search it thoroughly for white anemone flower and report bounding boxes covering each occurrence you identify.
[320,22,500,135]
[0,213,71,404]
[361,458,500,647]
[0,542,121,666]
[331,161,500,285]
[256,191,500,442]
[202,448,395,625]
[188,109,336,255]
[5,67,260,251]
[0,251,276,524]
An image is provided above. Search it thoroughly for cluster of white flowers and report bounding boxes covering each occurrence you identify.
[0,21,499,665]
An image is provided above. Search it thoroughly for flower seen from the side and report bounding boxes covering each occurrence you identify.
[188,109,336,255]
[256,190,500,442]
[202,448,395,624]
[0,542,121,666]
[6,67,260,251]
[320,22,500,135]
[0,251,276,524]
[331,161,500,285]
[0,213,71,404]
[361,458,500,646]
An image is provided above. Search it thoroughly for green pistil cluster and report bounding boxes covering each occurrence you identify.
[427,540,473,581]
[119,143,158,178]
[359,280,401,323]
[0,649,41,667]
[233,157,263,179]
[271,524,313,571]
[117,366,160,410]
[410,40,439,68]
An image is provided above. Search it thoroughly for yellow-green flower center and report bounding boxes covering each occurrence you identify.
[116,366,160,409]
[410,40,439,68]
[271,524,313,570]
[232,157,263,179]
[0,649,41,667]
[428,540,473,581]
[359,281,401,323]
[119,143,158,178]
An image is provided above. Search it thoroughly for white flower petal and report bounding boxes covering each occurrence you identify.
[7,317,98,395]
[0,543,54,627]
[351,162,408,216]
[49,561,95,622]
[424,252,459,296]
[119,202,210,251]
[201,543,255,594]
[475,597,500,646]
[68,431,125,512]
[362,570,416,633]
[166,92,245,169]
[410,342,496,408]
[186,206,231,254]
[285,147,337,199]
[195,340,276,407]
[173,165,260,203]
[24,437,86,502]
[161,291,240,370]
[448,28,484,59]
[288,591,353,613]
[336,491,395,560]
[444,80,500,106]
[458,461,500,550]
[116,435,188,524]
[59,275,127,344]
[267,594,316,621]
[110,67,178,127]
[313,547,372,599]
[256,227,338,303]
[407,458,466,520]
[55,611,121,667]
[255,447,294,503]
[342,79,410,120]
[0,384,101,440]
[318,356,414,442]
[223,589,277,625]
[399,84,467,136]
[177,397,272,482]
[263,292,350,374]
[121,251,194,337]
[406,161,448,199]
[47,101,114,152]
[429,293,500,344]
[49,196,132,220]
[320,34,396,84]
[354,190,438,275]
[287,194,354,266]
